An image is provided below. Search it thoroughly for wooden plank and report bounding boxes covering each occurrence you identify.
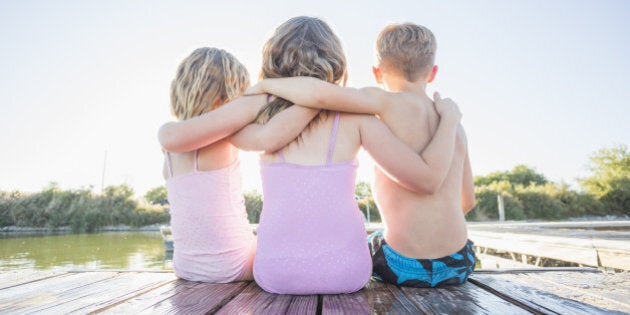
[476,253,533,269]
[469,272,619,314]
[215,282,318,314]
[322,280,531,314]
[470,231,601,267]
[597,248,630,271]
[0,271,121,314]
[473,271,630,314]
[324,280,463,314]
[0,269,69,290]
[134,280,249,314]
[468,222,630,270]
[399,281,531,314]
[0,271,175,314]
[98,279,197,314]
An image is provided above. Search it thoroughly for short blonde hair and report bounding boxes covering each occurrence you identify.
[376,23,436,82]
[256,16,348,123]
[170,47,250,120]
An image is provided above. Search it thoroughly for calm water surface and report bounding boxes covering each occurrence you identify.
[0,232,173,272]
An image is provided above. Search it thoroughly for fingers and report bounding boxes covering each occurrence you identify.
[433,91,442,102]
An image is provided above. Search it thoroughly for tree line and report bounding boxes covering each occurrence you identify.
[0,183,168,233]
[1,145,627,232]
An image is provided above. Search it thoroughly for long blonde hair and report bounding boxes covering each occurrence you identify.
[256,16,348,123]
[170,47,250,120]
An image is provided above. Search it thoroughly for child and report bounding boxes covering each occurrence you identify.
[246,23,476,288]
[160,47,318,283]
[229,17,463,294]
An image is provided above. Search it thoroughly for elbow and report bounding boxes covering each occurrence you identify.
[158,123,184,152]
[261,136,288,154]
[409,179,440,195]
[462,196,476,215]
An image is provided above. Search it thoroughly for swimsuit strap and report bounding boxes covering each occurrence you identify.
[164,151,173,178]
[277,149,286,163]
[193,150,199,172]
[326,112,340,165]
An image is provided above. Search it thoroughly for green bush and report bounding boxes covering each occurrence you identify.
[513,185,566,220]
[544,183,605,217]
[580,145,630,216]
[468,182,525,221]
[244,190,263,223]
[357,196,380,223]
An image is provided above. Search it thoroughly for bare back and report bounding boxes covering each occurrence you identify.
[259,111,363,165]
[374,92,469,259]
[163,139,239,179]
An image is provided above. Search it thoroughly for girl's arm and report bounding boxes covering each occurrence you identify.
[231,105,320,153]
[460,130,476,214]
[158,94,268,152]
[246,77,389,115]
[360,95,462,194]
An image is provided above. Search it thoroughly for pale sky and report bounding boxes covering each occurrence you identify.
[1,0,628,196]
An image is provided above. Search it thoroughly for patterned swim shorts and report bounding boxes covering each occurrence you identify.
[368,230,475,288]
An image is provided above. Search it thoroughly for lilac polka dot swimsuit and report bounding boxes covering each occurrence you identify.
[254,112,372,294]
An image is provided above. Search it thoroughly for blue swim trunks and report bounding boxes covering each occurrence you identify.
[368,231,475,288]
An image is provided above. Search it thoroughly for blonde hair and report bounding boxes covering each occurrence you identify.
[256,16,348,123]
[376,23,437,82]
[170,47,250,120]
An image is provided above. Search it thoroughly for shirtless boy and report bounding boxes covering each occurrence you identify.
[246,23,475,287]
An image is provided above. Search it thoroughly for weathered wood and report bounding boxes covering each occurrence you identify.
[99,279,196,314]
[475,271,630,314]
[0,271,174,314]
[135,280,249,314]
[1,269,627,314]
[215,282,318,314]
[469,272,622,314]
[400,281,531,314]
[469,229,629,270]
[0,269,69,290]
[0,271,119,314]
[321,283,373,314]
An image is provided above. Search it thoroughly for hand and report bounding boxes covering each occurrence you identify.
[245,82,266,96]
[433,92,462,121]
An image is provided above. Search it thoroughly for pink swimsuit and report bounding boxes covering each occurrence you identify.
[254,112,372,294]
[165,153,254,282]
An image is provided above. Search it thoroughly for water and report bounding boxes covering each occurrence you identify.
[0,232,173,272]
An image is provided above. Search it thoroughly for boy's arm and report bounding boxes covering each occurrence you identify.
[246,77,390,115]
[158,94,268,152]
[460,130,476,214]
[231,105,320,153]
[360,94,462,193]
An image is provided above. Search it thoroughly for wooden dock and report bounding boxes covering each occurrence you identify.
[1,268,628,314]
[468,221,630,270]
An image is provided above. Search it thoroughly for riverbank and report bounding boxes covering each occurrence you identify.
[0,224,164,235]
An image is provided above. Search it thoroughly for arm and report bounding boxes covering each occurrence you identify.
[246,77,390,115]
[231,105,320,153]
[460,129,475,214]
[360,97,462,193]
[158,94,268,152]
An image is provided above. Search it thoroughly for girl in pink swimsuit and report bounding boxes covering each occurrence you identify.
[160,48,318,282]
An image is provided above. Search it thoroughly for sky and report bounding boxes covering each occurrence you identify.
[1,0,628,197]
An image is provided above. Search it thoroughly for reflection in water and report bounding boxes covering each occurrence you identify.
[0,232,173,272]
